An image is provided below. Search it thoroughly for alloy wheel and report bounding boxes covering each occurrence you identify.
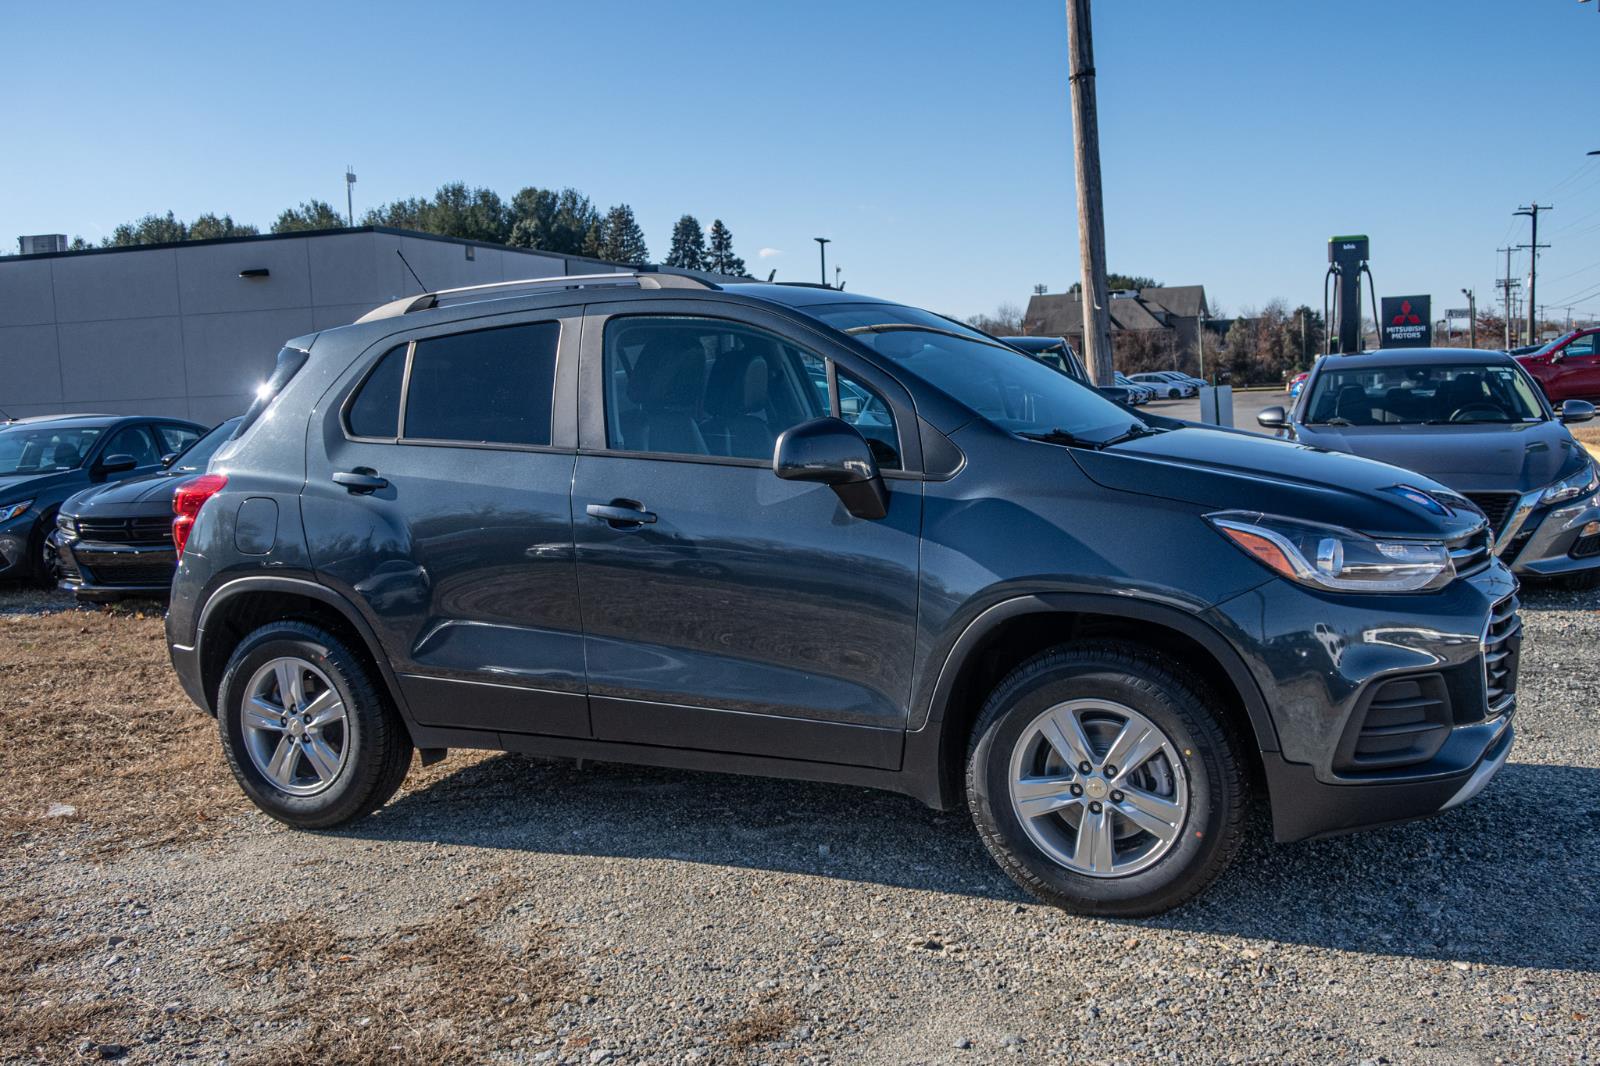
[1007,698,1189,877]
[240,657,350,796]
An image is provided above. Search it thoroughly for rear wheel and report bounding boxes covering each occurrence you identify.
[217,621,411,829]
[967,642,1248,917]
[29,511,59,587]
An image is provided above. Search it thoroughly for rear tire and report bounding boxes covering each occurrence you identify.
[29,511,59,588]
[217,621,412,829]
[966,642,1248,917]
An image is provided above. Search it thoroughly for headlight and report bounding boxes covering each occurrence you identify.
[56,512,77,535]
[1541,461,1599,506]
[0,499,33,523]
[1208,511,1454,592]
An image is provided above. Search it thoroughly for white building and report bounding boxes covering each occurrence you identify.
[0,228,647,426]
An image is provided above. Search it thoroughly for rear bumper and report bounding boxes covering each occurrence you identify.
[1263,717,1513,841]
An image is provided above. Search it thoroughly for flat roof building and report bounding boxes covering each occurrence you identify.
[0,227,661,426]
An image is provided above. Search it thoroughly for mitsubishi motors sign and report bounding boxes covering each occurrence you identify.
[1381,295,1432,348]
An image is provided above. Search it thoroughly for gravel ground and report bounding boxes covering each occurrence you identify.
[2,585,1597,1064]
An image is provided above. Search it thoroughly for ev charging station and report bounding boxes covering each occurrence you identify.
[1324,235,1379,354]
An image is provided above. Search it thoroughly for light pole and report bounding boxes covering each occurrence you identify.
[345,167,357,227]
[1461,287,1476,348]
[814,237,831,286]
[1197,308,1207,382]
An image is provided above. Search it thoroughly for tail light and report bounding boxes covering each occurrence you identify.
[172,474,228,557]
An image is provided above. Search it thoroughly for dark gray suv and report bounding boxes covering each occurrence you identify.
[167,273,1521,916]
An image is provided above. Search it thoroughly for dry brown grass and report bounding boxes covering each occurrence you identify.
[224,876,570,1065]
[1570,422,1600,451]
[0,598,245,853]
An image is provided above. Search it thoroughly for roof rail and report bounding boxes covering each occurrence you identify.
[355,271,715,323]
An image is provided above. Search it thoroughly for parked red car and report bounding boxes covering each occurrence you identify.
[1516,329,1600,403]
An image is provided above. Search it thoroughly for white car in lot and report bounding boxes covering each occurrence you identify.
[1129,372,1199,399]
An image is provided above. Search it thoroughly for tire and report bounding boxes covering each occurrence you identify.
[217,621,412,829]
[29,511,60,587]
[966,641,1248,917]
[1168,388,1181,399]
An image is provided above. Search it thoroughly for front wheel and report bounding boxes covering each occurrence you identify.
[217,621,412,829]
[966,642,1248,917]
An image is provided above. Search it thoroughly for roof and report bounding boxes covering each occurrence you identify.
[1322,347,1517,368]
[1,413,130,428]
[719,283,888,308]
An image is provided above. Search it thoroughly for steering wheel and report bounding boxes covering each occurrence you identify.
[1448,403,1503,423]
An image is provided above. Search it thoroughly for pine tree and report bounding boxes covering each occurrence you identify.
[581,217,606,259]
[665,214,707,270]
[705,219,746,276]
[272,200,346,233]
[598,204,649,263]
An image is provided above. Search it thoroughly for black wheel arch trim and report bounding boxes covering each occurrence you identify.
[192,574,417,727]
[904,591,1281,810]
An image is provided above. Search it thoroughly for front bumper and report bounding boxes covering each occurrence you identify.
[53,531,176,600]
[1209,561,1520,842]
[1498,490,1600,579]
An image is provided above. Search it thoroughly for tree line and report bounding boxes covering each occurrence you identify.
[75,182,750,273]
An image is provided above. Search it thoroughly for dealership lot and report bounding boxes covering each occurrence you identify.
[1,585,1596,1064]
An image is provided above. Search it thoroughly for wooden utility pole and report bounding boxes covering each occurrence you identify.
[1066,0,1113,385]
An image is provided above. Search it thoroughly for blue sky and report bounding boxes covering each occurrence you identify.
[3,0,1597,324]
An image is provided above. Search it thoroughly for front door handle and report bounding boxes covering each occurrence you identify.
[586,500,657,528]
[333,469,388,494]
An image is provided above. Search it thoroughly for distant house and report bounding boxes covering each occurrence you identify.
[1022,286,1219,368]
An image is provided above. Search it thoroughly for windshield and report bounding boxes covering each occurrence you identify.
[808,303,1145,443]
[0,426,103,476]
[1532,333,1576,357]
[1305,363,1546,425]
[170,417,242,474]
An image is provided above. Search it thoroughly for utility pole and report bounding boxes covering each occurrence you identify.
[345,167,357,227]
[813,237,830,286]
[1197,309,1206,381]
[1515,203,1551,345]
[1497,246,1516,349]
[1462,287,1476,348]
[1065,0,1114,386]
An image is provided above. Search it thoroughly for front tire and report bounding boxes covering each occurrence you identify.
[966,642,1248,917]
[217,621,412,829]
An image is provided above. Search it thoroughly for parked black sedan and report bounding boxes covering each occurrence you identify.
[0,414,205,584]
[1000,336,1145,405]
[1258,348,1600,587]
[53,416,240,602]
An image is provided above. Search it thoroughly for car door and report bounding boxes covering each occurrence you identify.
[96,423,166,480]
[571,301,922,769]
[303,306,589,739]
[1553,331,1600,401]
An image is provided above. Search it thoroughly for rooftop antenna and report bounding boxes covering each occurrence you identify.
[767,269,777,282]
[396,249,427,292]
[0,405,13,422]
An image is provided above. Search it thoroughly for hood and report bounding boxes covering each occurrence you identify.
[61,470,186,518]
[0,469,89,507]
[1292,420,1584,495]
[1069,425,1485,539]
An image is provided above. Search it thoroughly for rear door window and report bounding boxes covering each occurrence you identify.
[403,322,559,446]
[155,423,201,454]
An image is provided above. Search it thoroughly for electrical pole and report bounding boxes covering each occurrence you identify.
[1462,287,1476,348]
[1515,203,1551,345]
[1065,0,1114,386]
[813,237,830,286]
[1497,247,1516,349]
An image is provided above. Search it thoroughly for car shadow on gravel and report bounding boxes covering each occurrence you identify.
[345,752,1598,972]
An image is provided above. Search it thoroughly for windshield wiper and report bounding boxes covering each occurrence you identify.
[1099,423,1162,447]
[1308,416,1353,426]
[1019,428,1103,448]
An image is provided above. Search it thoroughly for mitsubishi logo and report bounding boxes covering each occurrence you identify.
[1391,300,1422,326]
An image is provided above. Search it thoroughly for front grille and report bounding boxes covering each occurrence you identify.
[1483,594,1521,715]
[1335,674,1453,772]
[75,516,173,547]
[1446,526,1493,576]
[1573,533,1600,559]
[1464,492,1520,535]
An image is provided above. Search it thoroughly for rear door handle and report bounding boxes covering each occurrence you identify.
[586,500,657,527]
[333,469,388,494]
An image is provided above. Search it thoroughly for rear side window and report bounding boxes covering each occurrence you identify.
[404,322,558,446]
[346,345,407,438]
[234,346,310,439]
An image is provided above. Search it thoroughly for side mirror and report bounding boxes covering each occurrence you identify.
[1560,399,1595,424]
[96,454,138,478]
[160,452,180,468]
[773,417,888,520]
[1256,405,1288,429]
